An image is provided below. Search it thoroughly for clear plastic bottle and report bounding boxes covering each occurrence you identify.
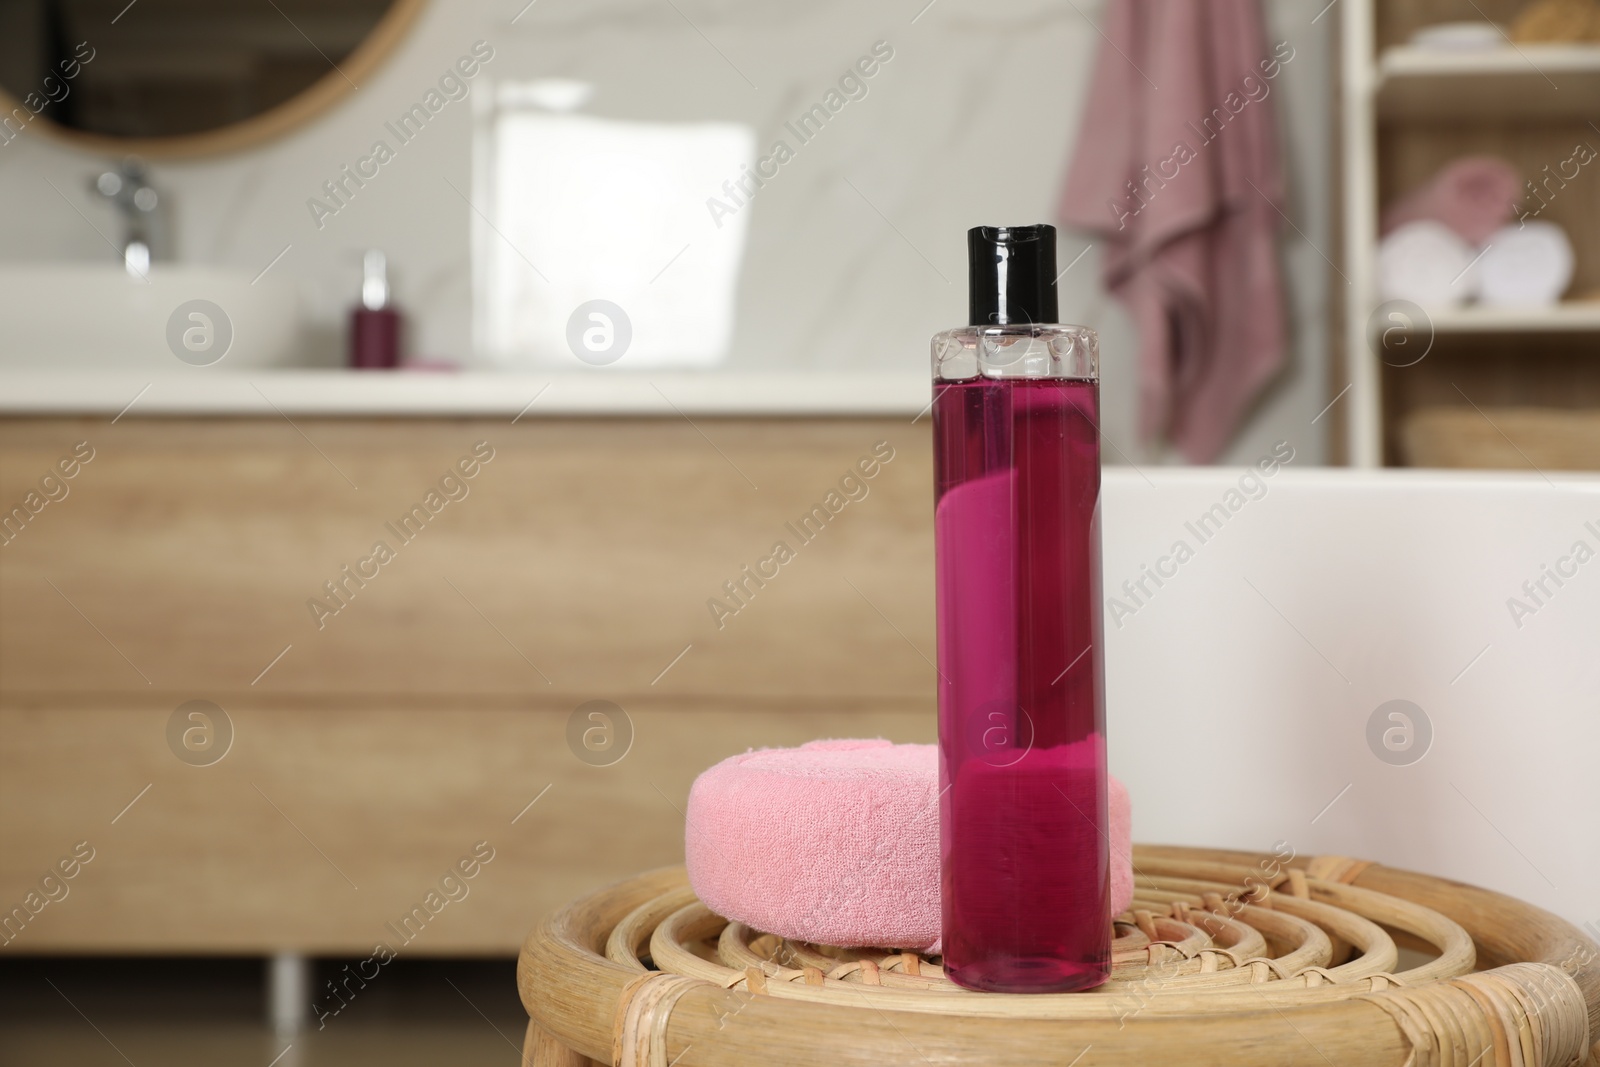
[932,225,1109,993]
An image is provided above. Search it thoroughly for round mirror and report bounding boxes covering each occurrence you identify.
[0,0,426,157]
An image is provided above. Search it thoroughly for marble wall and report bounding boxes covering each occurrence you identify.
[0,0,1334,465]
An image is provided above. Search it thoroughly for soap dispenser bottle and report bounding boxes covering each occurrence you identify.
[350,250,401,369]
[932,224,1110,993]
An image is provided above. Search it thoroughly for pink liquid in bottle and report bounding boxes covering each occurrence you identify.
[933,374,1109,993]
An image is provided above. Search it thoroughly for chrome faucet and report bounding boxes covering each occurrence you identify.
[93,159,159,277]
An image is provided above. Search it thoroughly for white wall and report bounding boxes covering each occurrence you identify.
[0,0,1332,466]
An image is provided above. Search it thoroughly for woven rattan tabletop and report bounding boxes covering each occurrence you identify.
[518,844,1600,1067]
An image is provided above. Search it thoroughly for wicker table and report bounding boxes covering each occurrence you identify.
[518,844,1600,1067]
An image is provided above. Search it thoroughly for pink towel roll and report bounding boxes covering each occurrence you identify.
[1381,156,1523,245]
[685,739,1134,953]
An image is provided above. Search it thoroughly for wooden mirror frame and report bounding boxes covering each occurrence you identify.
[0,0,428,160]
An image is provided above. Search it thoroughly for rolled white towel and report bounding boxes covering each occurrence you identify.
[1475,221,1574,307]
[1377,220,1478,307]
[1410,22,1506,50]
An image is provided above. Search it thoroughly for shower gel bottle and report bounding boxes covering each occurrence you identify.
[933,225,1109,993]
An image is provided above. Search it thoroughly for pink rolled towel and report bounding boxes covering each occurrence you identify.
[685,739,1133,953]
[1381,156,1523,245]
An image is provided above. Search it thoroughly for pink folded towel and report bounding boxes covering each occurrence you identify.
[1380,156,1523,245]
[685,739,1134,953]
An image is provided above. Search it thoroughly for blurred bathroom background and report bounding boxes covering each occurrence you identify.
[2,0,1597,1064]
[0,0,1338,464]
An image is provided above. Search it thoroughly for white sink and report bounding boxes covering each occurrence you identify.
[0,264,301,370]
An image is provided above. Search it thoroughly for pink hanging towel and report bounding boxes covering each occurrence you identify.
[1060,0,1289,463]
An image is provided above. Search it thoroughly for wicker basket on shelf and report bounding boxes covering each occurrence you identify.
[1400,406,1600,471]
[518,844,1600,1067]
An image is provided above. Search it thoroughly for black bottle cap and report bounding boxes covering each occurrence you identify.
[967,225,1059,327]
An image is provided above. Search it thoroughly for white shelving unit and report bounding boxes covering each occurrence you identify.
[1377,43,1600,120]
[1338,4,1600,467]
[1429,303,1600,334]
